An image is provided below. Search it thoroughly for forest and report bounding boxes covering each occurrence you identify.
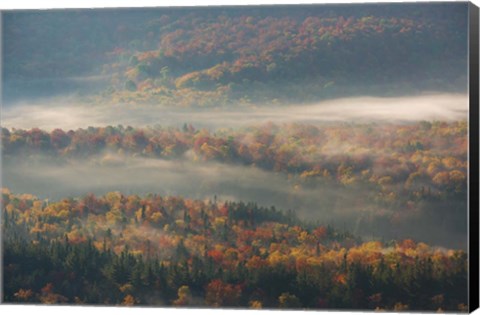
[2,189,468,310]
[3,4,467,105]
[1,120,468,198]
[1,119,469,310]
[1,2,471,312]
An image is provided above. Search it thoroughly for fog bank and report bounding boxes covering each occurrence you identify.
[1,93,468,131]
[2,154,467,249]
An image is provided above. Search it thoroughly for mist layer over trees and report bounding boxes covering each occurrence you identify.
[1,2,470,311]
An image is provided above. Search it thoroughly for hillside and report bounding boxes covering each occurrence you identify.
[2,189,468,310]
[3,3,468,106]
[1,121,468,247]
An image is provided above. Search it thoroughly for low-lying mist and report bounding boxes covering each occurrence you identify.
[1,93,468,131]
[1,92,469,249]
[2,153,467,249]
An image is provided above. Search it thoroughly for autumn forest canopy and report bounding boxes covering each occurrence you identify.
[2,188,468,310]
[0,3,471,311]
[3,3,467,105]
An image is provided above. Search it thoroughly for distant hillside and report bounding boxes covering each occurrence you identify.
[3,3,468,106]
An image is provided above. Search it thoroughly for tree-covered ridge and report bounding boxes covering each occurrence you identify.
[124,14,435,84]
[2,121,468,244]
[1,121,467,193]
[104,11,466,106]
[3,4,467,105]
[2,189,468,310]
